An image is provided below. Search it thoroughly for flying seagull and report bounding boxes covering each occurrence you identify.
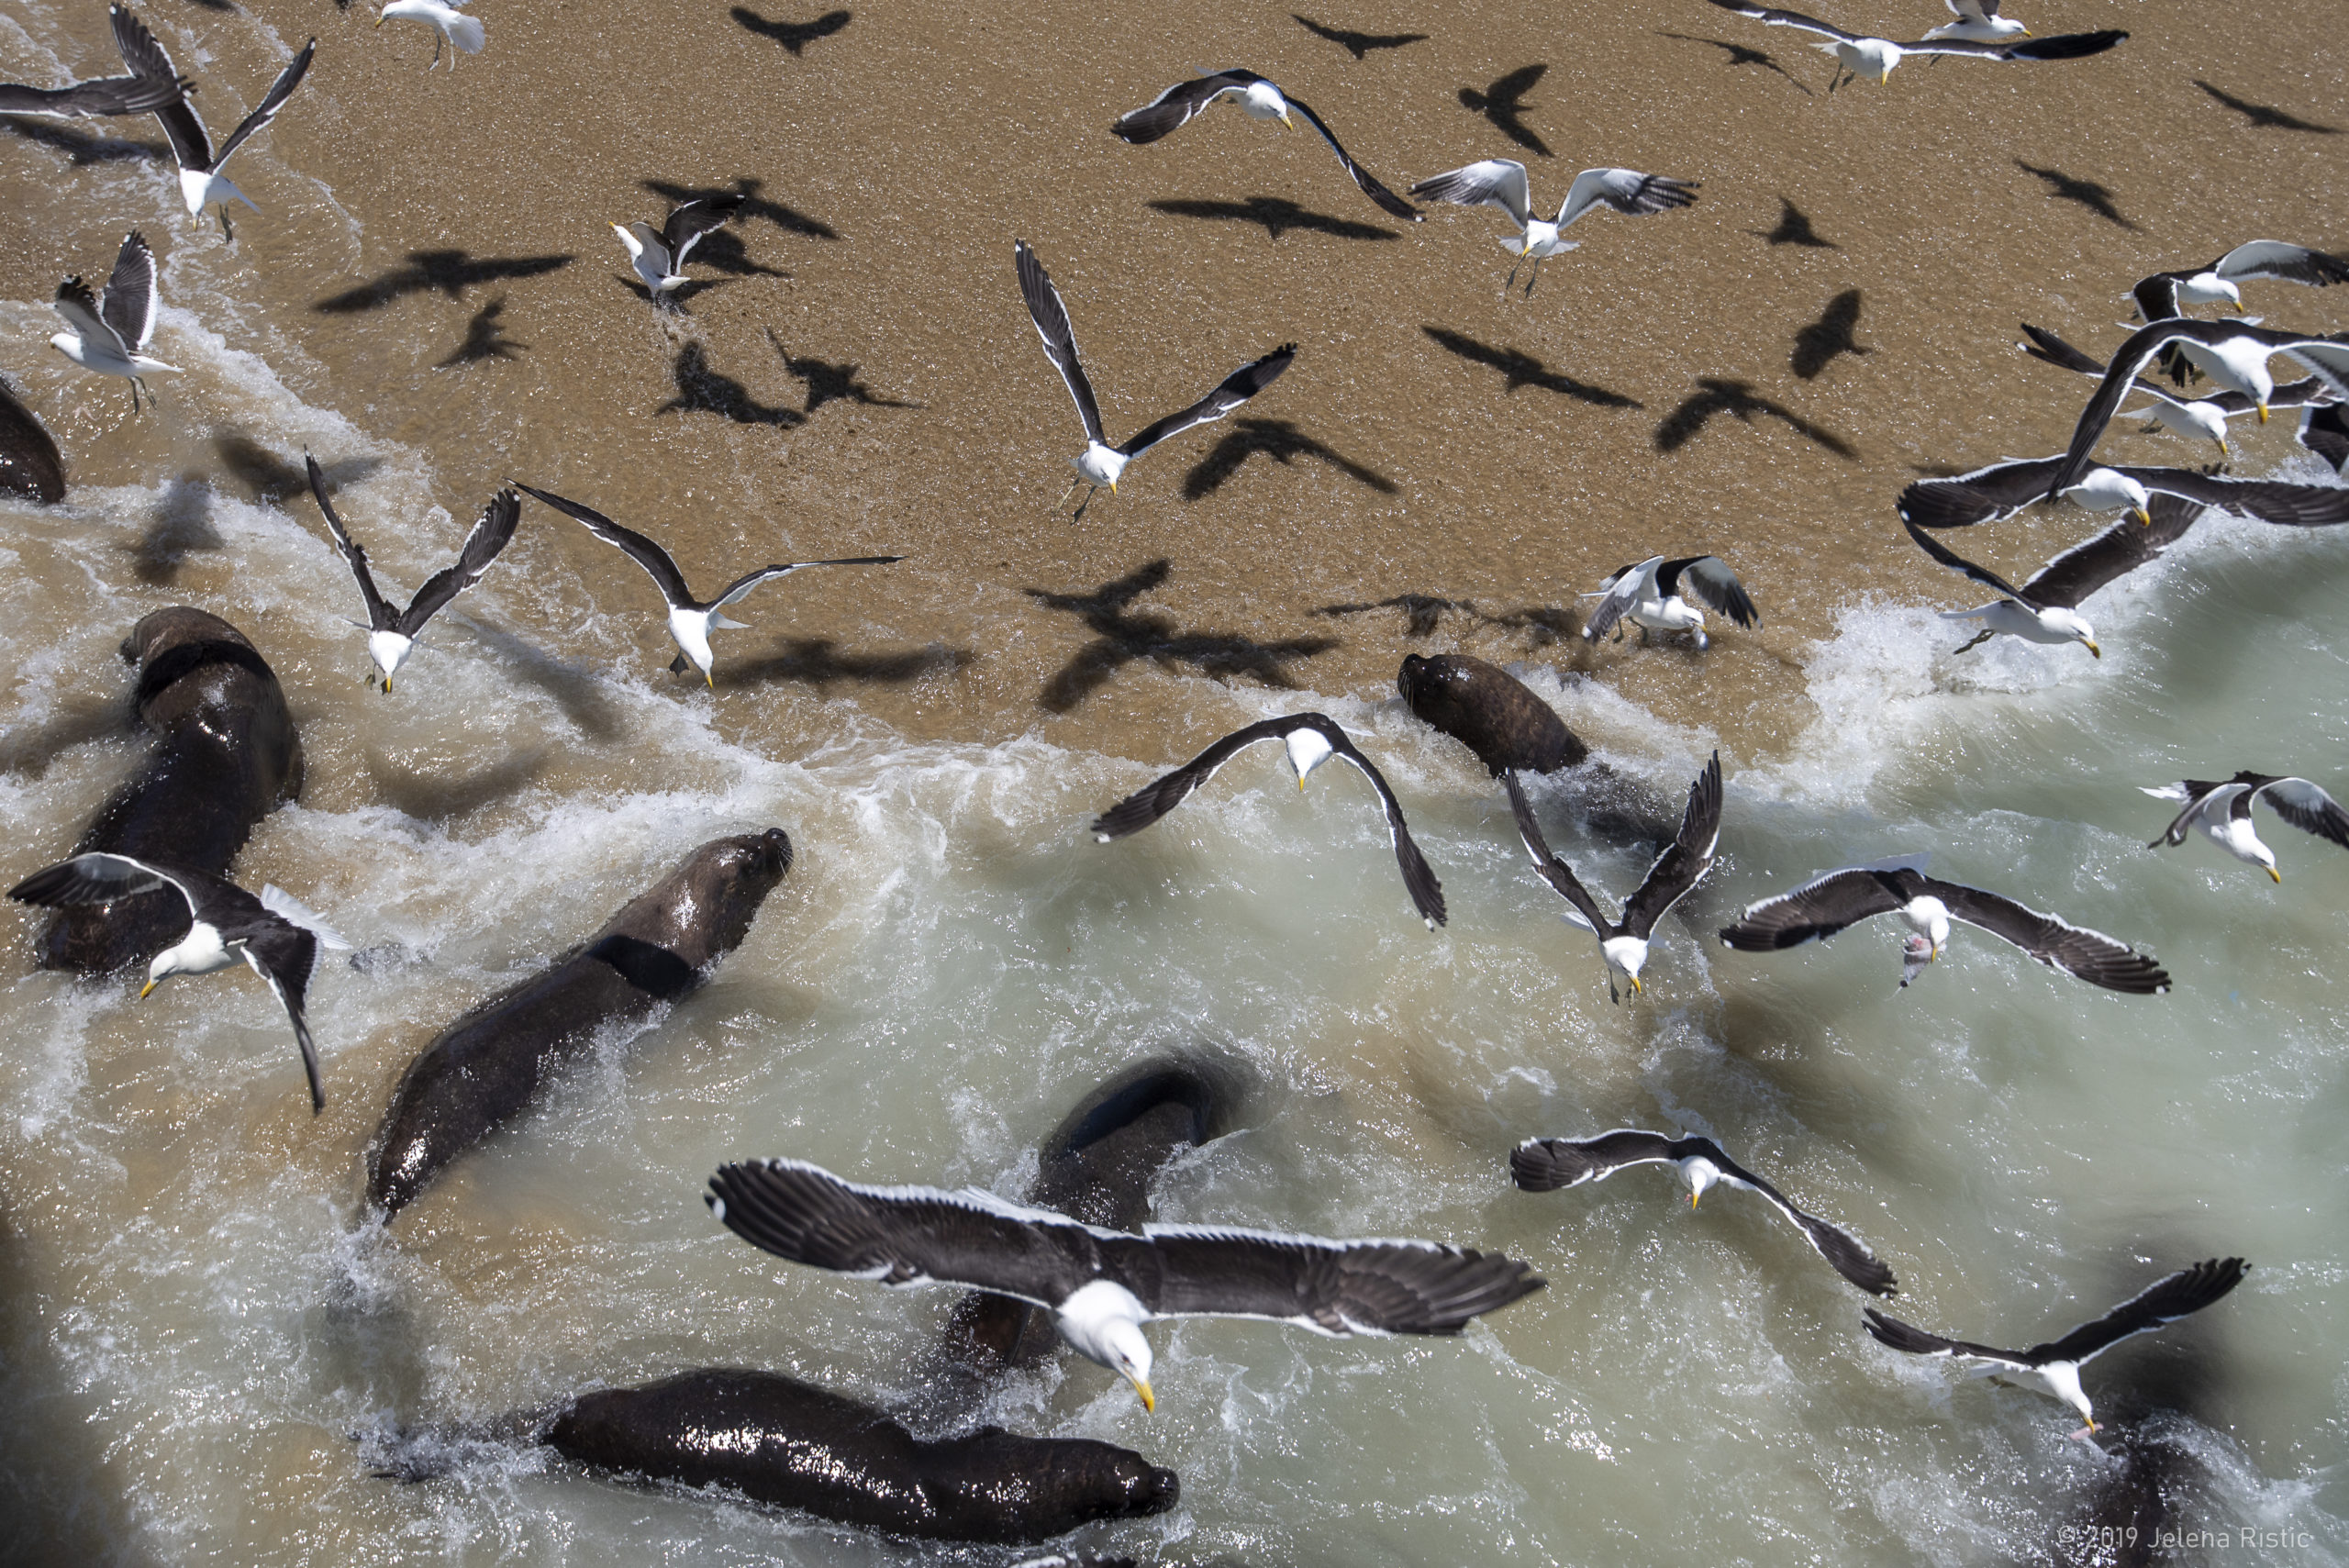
[306,456,518,692]
[2143,773,2349,883]
[112,5,314,239]
[1864,1259,2247,1435]
[1014,239,1295,517]
[1511,1130,1896,1296]
[1409,159,1697,296]
[511,482,902,687]
[1898,452,2349,533]
[2132,241,2349,328]
[1923,0,2026,42]
[1111,71,1419,222]
[0,19,187,117]
[1704,0,2122,86]
[7,851,348,1111]
[1719,856,2170,993]
[1580,554,1758,649]
[1504,755,1721,1003]
[611,195,743,299]
[2019,322,2338,457]
[50,229,176,414]
[1090,712,1446,929]
[376,0,484,69]
[707,1156,1544,1411]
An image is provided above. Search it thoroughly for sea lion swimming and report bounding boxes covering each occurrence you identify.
[539,1367,1178,1543]
[36,607,304,973]
[0,378,65,502]
[1397,652,1586,776]
[366,829,792,1217]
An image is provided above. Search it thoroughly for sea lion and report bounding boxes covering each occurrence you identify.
[1398,653,1586,776]
[36,608,304,973]
[540,1368,1178,1543]
[0,379,65,502]
[366,829,793,1218]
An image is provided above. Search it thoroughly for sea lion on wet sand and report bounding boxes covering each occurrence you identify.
[0,378,65,502]
[366,829,792,1218]
[540,1368,1178,1543]
[1398,653,1586,776]
[36,608,304,973]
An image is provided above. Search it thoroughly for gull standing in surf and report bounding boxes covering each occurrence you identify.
[1579,555,1759,650]
[112,5,314,239]
[512,483,903,687]
[306,456,518,692]
[50,229,176,414]
[1899,454,2349,532]
[375,0,484,69]
[611,195,743,300]
[1704,0,2122,86]
[1090,712,1446,929]
[1015,239,1294,517]
[7,852,349,1111]
[1865,1259,2247,1436]
[2143,773,2349,883]
[1408,160,1698,297]
[1112,70,1420,221]
[2020,324,2340,458]
[1504,755,1721,1003]
[1510,1130,1896,1296]
[707,1156,1543,1412]
[1719,854,2170,992]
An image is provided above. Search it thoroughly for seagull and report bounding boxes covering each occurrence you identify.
[112,5,314,239]
[1580,555,1758,649]
[50,229,176,414]
[1864,1259,2248,1436]
[0,22,186,117]
[1014,239,1295,517]
[1901,511,2114,658]
[1110,71,1419,222]
[1408,160,1697,296]
[2143,773,2349,883]
[2132,242,2349,327]
[1504,754,1721,1003]
[7,851,349,1112]
[1719,855,2170,993]
[1510,1129,1896,1296]
[2018,324,2342,457]
[1898,453,2349,533]
[511,482,903,687]
[1090,713,1446,929]
[1704,0,2122,87]
[706,1156,1543,1412]
[376,0,484,69]
[611,195,742,298]
[306,456,518,692]
[1922,0,2026,42]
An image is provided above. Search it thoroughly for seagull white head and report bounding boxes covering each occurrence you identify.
[1236,78,1294,128]
[1820,37,1901,83]
[1599,934,1650,997]
[1054,1278,1157,1411]
[365,629,416,691]
[2174,272,2243,311]
[1073,442,1130,495]
[1678,1152,1720,1207]
[1283,724,1336,791]
[2061,467,2154,527]
[138,921,232,998]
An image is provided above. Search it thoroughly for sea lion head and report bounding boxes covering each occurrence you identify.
[651,828,794,966]
[943,1428,1178,1536]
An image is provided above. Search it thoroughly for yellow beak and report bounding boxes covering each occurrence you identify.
[1280,114,1295,130]
[1108,478,1118,495]
[1130,1375,1155,1413]
[373,12,384,24]
[2268,866,2282,884]
[380,676,391,694]
[2132,506,2152,526]
[2084,640,2101,659]
[1689,1191,1700,1209]
[2258,404,2270,423]
[139,979,158,999]
[1628,974,1642,995]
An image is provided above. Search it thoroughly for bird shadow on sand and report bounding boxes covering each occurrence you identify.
[1790,289,1871,380]
[315,250,575,313]
[1182,417,1397,501]
[1317,594,1584,647]
[213,435,379,503]
[1458,64,1549,156]
[729,6,850,54]
[1025,559,1338,714]
[656,342,806,427]
[1753,195,1836,248]
[765,328,921,415]
[641,177,840,240]
[364,746,548,824]
[1423,327,1642,406]
[1146,196,1401,243]
[2192,80,2338,134]
[730,638,974,691]
[1292,14,1426,58]
[1654,32,1813,95]
[1654,377,1857,458]
[1,117,171,164]
[2014,161,2139,230]
[437,296,527,366]
[122,473,222,585]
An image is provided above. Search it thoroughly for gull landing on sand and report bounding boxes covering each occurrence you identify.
[1408,160,1697,297]
[1580,554,1758,650]
[1704,0,2122,86]
[50,230,176,414]
[112,6,314,239]
[6,852,349,1111]
[511,483,902,687]
[1111,70,1420,222]
[306,456,518,692]
[611,195,743,299]
[2144,773,2349,883]
[376,0,484,69]
[707,1157,1543,1412]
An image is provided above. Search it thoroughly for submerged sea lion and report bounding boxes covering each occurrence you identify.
[0,379,65,502]
[367,829,792,1217]
[1397,653,1586,776]
[541,1368,1177,1543]
[36,608,304,973]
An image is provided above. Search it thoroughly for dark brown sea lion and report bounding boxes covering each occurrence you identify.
[366,829,793,1218]
[1397,653,1586,776]
[0,379,65,502]
[540,1367,1178,1543]
[35,608,304,973]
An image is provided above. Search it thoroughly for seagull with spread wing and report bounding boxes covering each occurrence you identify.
[306,456,518,692]
[2144,773,2349,883]
[1705,0,2122,86]
[611,195,742,299]
[2019,323,2341,458]
[1580,555,1758,650]
[112,5,313,238]
[1898,453,2349,534]
[2132,242,2349,327]
[49,230,176,414]
[1111,70,1419,222]
[1409,159,1698,296]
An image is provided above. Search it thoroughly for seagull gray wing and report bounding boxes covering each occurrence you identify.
[2021,322,2199,409]
[1089,717,1302,840]
[2247,776,2349,850]
[1319,720,1446,929]
[1903,517,2038,605]
[398,488,521,632]
[2023,1259,2249,1367]
[1656,557,1758,628]
[1116,344,1295,458]
[8,850,209,919]
[111,6,213,168]
[2015,495,2203,609]
[1555,167,1699,229]
[1578,555,1661,643]
[53,276,129,360]
[1927,879,2170,993]
[660,195,743,269]
[1620,751,1723,940]
[212,37,311,165]
[1118,1226,1542,1333]
[1282,95,1419,221]
[705,555,907,615]
[513,482,696,607]
[1901,29,2125,59]
[1705,1145,1897,1296]
[1704,0,1863,42]
[229,914,325,1112]
[2144,778,2240,848]
[2213,240,2349,291]
[1409,159,1532,231]
[1864,1307,2037,1371]
[1110,70,1264,143]
[0,73,182,116]
[1504,770,1616,935]
[1718,866,1913,951]
[1509,1129,1686,1190]
[1014,239,1106,448]
[1898,456,2068,530]
[98,230,158,352]
[2115,466,2349,528]
[306,455,393,630]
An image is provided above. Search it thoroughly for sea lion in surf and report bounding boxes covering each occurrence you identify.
[367,829,792,1217]
[0,379,65,502]
[1397,653,1586,776]
[539,1367,1178,1542]
[34,608,304,973]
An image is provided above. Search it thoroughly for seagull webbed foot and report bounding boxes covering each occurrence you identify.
[1953,629,1994,655]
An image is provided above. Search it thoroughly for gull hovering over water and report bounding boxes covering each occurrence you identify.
[1704,0,2122,86]
[2144,773,2349,883]
[1112,70,1419,222]
[611,195,742,299]
[112,5,314,238]
[512,482,903,687]
[707,1156,1543,1412]
[306,456,518,692]
[1899,453,2349,533]
[50,229,176,413]
[1015,239,1294,517]
[1580,554,1758,649]
[376,0,484,69]
[7,851,349,1111]
[1409,160,1697,297]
